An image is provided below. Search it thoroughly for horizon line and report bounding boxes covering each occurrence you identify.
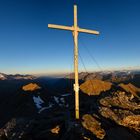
[1,66,140,76]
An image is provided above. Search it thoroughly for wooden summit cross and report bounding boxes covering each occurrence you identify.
[48,5,99,119]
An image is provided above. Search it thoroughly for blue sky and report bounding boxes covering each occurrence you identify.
[0,0,140,74]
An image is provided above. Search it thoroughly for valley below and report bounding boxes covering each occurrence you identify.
[0,70,140,140]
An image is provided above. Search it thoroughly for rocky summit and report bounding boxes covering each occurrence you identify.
[22,83,41,92]
[0,71,140,140]
[80,79,112,95]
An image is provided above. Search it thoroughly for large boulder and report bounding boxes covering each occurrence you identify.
[99,91,140,110]
[122,115,140,133]
[99,107,140,133]
[99,89,140,133]
[82,114,106,139]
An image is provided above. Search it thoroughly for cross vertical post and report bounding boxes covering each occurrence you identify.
[73,5,79,119]
[48,5,99,120]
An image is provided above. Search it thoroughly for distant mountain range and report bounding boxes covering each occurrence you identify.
[1,69,140,80]
[66,70,140,85]
[0,73,36,80]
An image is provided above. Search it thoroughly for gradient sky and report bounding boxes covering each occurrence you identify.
[0,0,140,74]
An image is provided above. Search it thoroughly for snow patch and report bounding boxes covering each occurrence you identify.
[61,93,71,97]
[66,104,69,107]
[0,74,4,78]
[33,96,44,109]
[54,96,64,107]
[53,96,59,104]
[38,103,54,113]
[60,97,65,104]
[53,96,69,107]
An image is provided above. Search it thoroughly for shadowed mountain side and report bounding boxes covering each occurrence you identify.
[0,79,48,128]
[0,72,140,140]
[0,79,40,97]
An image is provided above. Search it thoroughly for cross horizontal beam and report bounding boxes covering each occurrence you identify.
[48,24,73,31]
[48,24,99,35]
[78,27,99,35]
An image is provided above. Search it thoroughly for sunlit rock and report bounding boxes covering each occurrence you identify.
[51,125,60,134]
[22,83,41,92]
[99,91,140,110]
[82,114,106,139]
[122,115,140,133]
[119,83,140,99]
[80,79,112,95]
